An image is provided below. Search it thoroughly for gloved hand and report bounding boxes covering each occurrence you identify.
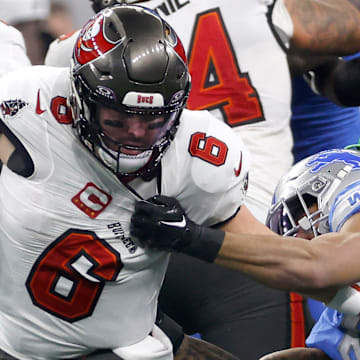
[130,195,199,251]
[130,195,224,262]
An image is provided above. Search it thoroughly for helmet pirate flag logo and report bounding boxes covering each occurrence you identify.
[74,13,125,66]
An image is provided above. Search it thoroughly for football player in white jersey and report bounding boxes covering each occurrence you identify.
[0,21,31,175]
[1,0,50,65]
[0,21,30,78]
[0,5,251,360]
[132,147,360,360]
[44,0,360,357]
[45,0,360,222]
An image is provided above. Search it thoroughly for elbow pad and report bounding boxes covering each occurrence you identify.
[326,284,360,316]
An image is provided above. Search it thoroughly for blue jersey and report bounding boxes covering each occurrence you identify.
[304,148,360,359]
[292,53,360,325]
[306,308,360,360]
[291,54,360,163]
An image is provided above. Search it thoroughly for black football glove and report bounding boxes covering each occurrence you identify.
[130,195,224,262]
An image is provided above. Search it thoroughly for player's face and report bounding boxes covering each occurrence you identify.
[295,227,314,240]
[97,106,167,155]
[293,203,319,240]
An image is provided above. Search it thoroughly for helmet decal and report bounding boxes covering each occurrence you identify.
[266,149,360,238]
[122,92,165,107]
[163,22,187,65]
[170,90,185,105]
[70,5,191,178]
[173,36,187,65]
[74,13,125,65]
[306,150,360,173]
[96,86,117,101]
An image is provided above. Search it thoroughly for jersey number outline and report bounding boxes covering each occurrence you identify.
[51,96,73,124]
[26,229,122,322]
[189,132,228,166]
[186,8,265,127]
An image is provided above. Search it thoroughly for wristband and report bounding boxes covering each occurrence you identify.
[181,224,225,263]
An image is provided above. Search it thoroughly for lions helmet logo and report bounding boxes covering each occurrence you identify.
[306,150,360,173]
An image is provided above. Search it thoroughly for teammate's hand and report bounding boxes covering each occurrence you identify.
[130,195,197,251]
[130,195,225,262]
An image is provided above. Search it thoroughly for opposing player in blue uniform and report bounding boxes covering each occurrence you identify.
[131,148,360,360]
[260,148,360,359]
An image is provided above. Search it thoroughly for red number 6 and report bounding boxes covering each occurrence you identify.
[189,132,228,166]
[26,229,122,322]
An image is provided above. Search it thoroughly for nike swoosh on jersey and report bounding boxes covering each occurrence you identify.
[234,151,243,177]
[36,89,46,115]
[160,216,186,228]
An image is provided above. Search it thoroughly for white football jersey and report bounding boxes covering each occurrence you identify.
[45,0,293,223]
[0,22,31,77]
[44,30,79,68]
[0,66,249,359]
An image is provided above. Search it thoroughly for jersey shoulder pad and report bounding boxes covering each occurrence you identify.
[0,67,70,177]
[0,22,31,77]
[329,180,360,232]
[0,66,69,129]
[164,110,250,225]
[44,30,80,67]
[175,109,251,194]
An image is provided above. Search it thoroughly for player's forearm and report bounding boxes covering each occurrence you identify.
[259,348,331,360]
[214,232,341,294]
[175,335,239,360]
[285,0,360,55]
